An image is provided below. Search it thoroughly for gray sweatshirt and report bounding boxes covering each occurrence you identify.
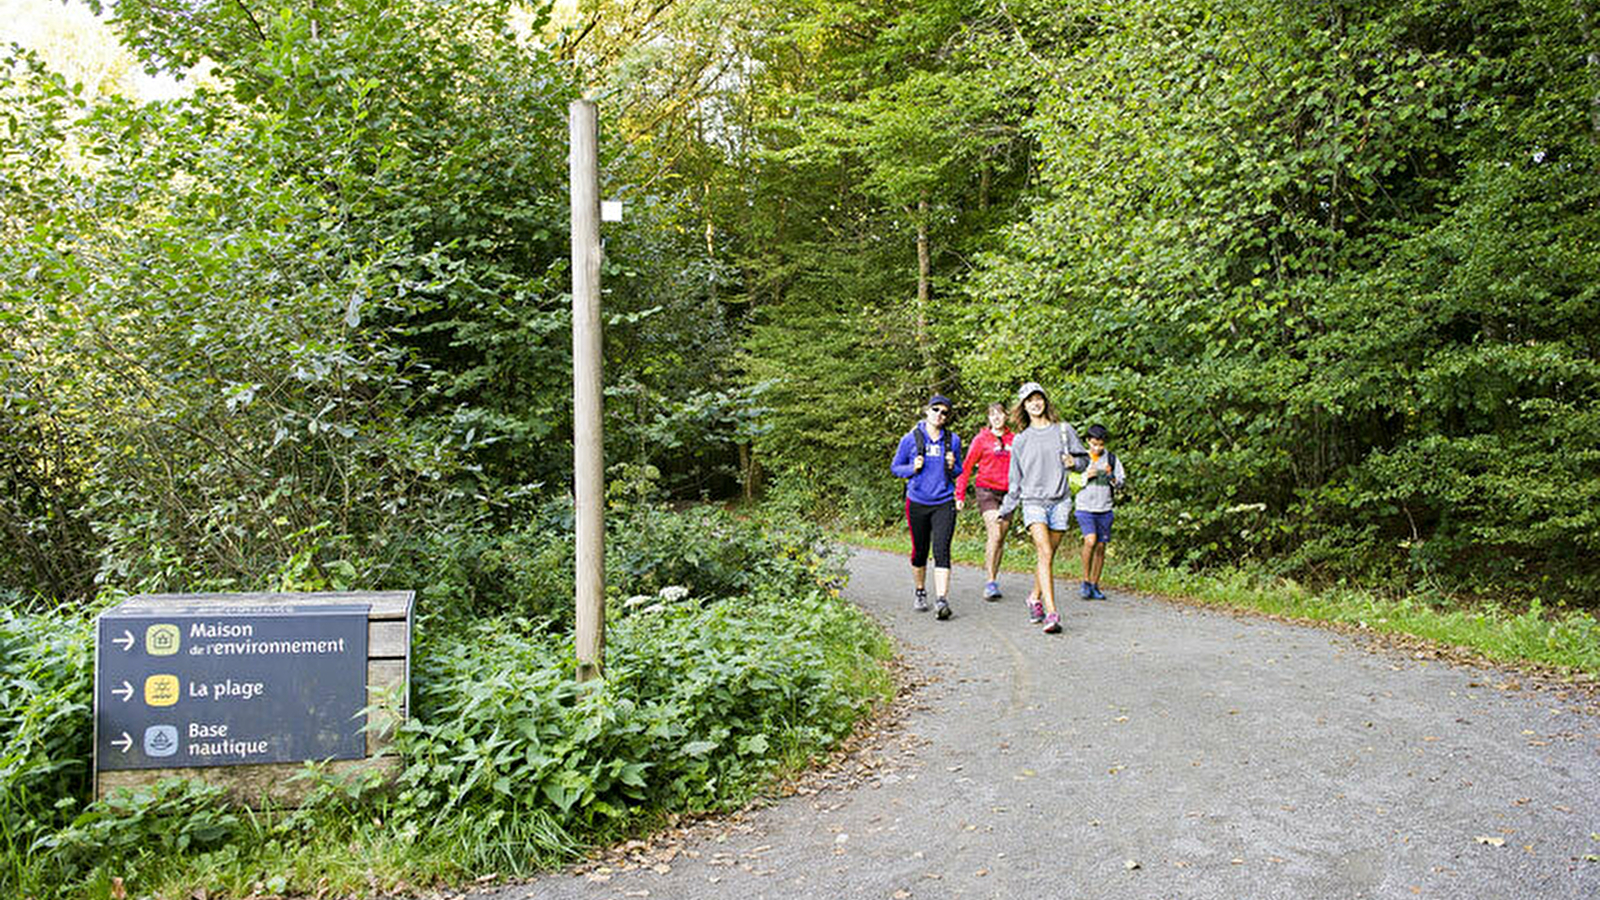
[1072,451,1126,514]
[996,422,1088,517]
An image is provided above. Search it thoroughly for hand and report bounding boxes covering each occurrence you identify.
[945,451,955,468]
[956,499,965,511]
[913,454,924,471]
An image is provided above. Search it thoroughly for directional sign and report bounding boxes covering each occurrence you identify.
[95,603,368,770]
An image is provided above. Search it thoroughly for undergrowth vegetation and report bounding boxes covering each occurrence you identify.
[0,504,892,899]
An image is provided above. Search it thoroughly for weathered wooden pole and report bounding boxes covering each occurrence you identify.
[570,98,605,682]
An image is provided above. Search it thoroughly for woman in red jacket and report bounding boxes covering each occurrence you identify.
[955,402,1015,600]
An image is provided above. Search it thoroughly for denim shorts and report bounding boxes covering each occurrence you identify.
[1076,509,1114,543]
[1022,497,1073,531]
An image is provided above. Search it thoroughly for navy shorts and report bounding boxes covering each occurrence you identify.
[1075,509,1113,543]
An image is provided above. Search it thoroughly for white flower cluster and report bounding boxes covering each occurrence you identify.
[624,585,692,615]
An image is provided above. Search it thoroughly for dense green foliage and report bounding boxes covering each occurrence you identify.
[10,1,1591,606]
[587,0,1600,603]
[952,0,1600,601]
[1,505,890,898]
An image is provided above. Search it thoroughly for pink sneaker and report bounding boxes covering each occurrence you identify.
[1028,600,1045,624]
[1042,613,1062,634]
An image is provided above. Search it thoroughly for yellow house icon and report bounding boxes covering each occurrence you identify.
[144,675,180,707]
[145,624,180,656]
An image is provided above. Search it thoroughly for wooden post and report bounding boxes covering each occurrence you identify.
[570,99,605,682]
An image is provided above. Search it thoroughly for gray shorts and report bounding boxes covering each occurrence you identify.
[1021,497,1073,531]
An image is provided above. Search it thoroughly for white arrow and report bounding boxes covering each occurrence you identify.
[112,732,133,753]
[113,630,135,651]
[112,681,134,702]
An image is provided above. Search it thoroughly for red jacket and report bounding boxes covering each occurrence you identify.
[955,427,1013,501]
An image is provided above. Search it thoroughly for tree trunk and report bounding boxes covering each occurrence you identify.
[1577,1,1600,140]
[739,442,755,501]
[915,196,933,379]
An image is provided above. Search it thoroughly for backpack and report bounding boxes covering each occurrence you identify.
[1069,440,1118,497]
[1065,422,1089,494]
[1062,423,1105,494]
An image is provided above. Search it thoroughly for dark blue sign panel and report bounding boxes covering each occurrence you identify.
[96,604,369,770]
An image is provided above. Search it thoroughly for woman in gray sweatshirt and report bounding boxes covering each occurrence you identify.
[996,382,1088,634]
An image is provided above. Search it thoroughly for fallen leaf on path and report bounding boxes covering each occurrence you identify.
[894,891,912,899]
[1124,859,1140,870]
[1475,836,1505,847]
[974,868,989,877]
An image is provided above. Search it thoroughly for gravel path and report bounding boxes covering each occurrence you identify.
[483,548,1600,899]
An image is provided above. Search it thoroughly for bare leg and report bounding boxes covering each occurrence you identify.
[1080,534,1097,587]
[983,511,1006,581]
[1031,523,1060,614]
[1090,543,1108,585]
[934,566,951,598]
[913,565,926,591]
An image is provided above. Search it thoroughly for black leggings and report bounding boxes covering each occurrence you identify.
[906,499,956,569]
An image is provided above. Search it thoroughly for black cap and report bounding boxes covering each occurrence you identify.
[1085,424,1109,440]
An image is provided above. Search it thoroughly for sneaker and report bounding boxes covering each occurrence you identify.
[935,597,952,620]
[913,588,930,612]
[1042,612,1062,634]
[983,581,1002,601]
[1079,581,1095,600]
[1090,583,1107,600]
[1028,600,1045,624]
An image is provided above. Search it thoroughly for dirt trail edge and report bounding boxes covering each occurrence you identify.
[481,547,1600,900]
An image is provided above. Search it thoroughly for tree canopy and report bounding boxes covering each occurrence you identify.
[3,0,1596,603]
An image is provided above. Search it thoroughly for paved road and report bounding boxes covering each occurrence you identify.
[487,548,1600,899]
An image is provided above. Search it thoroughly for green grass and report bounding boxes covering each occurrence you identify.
[841,518,1600,677]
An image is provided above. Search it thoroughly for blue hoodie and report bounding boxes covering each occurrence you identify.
[891,422,964,505]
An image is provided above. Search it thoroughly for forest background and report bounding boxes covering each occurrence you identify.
[3,0,1599,895]
[5,0,1599,609]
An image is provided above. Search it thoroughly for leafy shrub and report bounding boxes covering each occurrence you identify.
[0,505,890,898]
[33,778,240,896]
[0,606,94,875]
[395,585,884,838]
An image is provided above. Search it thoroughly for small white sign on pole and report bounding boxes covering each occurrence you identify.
[601,200,623,222]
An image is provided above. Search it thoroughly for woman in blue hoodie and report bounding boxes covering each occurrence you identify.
[891,395,964,620]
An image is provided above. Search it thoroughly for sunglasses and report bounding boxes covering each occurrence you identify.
[930,407,951,416]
